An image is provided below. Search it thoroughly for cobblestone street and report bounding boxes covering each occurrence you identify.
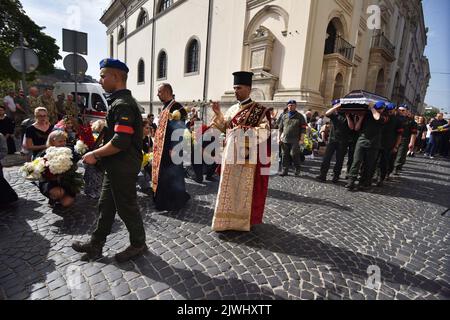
[1,155,449,300]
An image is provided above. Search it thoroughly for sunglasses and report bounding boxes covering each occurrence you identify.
[36,114,48,117]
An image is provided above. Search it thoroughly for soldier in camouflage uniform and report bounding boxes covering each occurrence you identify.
[38,87,58,125]
[27,87,40,116]
[64,94,79,119]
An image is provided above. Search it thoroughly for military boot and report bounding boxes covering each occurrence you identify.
[315,174,326,182]
[344,179,356,191]
[332,175,340,183]
[115,244,148,263]
[72,240,104,261]
[294,168,301,176]
[279,169,288,177]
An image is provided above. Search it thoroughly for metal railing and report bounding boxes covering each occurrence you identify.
[372,30,396,57]
[331,36,355,61]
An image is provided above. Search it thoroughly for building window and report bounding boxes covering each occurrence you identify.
[138,59,145,83]
[110,35,114,58]
[157,51,167,80]
[118,25,125,41]
[185,38,199,74]
[137,9,148,28]
[158,0,173,13]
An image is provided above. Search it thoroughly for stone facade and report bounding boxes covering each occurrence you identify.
[100,0,430,116]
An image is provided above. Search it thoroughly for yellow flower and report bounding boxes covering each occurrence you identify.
[142,152,153,170]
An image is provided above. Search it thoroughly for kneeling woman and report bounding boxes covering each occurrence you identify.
[39,130,78,208]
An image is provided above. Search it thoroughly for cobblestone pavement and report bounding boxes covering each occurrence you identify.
[1,155,449,300]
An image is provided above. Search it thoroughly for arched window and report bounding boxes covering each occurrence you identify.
[110,35,114,58]
[137,9,148,28]
[158,0,173,13]
[185,38,199,74]
[157,51,167,80]
[138,59,145,83]
[375,69,385,96]
[118,25,125,41]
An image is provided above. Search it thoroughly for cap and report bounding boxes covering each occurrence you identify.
[332,99,340,106]
[233,71,254,87]
[287,100,297,105]
[398,103,409,111]
[386,103,396,111]
[99,58,129,73]
[374,101,386,110]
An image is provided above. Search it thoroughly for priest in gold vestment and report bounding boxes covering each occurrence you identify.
[210,71,272,232]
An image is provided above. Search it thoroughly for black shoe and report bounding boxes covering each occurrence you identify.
[72,240,104,261]
[376,179,384,187]
[115,244,148,263]
[393,169,400,176]
[205,176,217,182]
[315,175,326,182]
[345,180,356,190]
[194,177,204,184]
[279,170,288,177]
[294,169,301,176]
[359,183,372,191]
[332,176,339,183]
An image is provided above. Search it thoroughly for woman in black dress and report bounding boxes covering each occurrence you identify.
[24,107,54,159]
[416,116,427,154]
[0,132,18,205]
[0,105,16,154]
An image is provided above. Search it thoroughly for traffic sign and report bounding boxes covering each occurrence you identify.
[9,48,39,73]
[62,29,88,55]
[63,54,88,75]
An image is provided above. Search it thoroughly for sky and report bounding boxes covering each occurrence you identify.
[20,0,450,113]
[20,0,109,78]
[422,0,450,113]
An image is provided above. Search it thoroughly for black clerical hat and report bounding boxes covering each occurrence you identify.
[233,71,254,87]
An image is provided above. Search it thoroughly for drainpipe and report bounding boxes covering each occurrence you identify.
[149,0,157,114]
[202,0,214,122]
[119,0,128,63]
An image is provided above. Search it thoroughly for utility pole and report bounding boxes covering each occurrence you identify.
[19,32,28,95]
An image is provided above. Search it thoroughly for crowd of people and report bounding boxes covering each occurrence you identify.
[273,100,449,190]
[1,57,449,263]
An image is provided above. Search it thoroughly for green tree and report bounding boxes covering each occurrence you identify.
[0,0,61,82]
[424,110,437,120]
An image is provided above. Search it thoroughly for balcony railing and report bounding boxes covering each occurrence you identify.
[329,36,355,62]
[372,30,396,58]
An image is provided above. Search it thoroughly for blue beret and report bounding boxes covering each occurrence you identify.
[386,103,396,111]
[374,101,386,110]
[287,100,297,105]
[99,58,129,73]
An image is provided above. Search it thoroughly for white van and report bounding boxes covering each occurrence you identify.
[53,82,146,122]
[53,82,109,123]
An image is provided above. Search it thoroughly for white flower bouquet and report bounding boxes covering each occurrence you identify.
[74,140,89,155]
[19,157,46,180]
[20,147,84,195]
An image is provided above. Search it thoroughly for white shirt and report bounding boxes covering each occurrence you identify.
[426,124,432,138]
[3,95,16,113]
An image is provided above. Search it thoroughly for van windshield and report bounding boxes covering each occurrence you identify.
[92,93,107,112]
[73,92,89,112]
